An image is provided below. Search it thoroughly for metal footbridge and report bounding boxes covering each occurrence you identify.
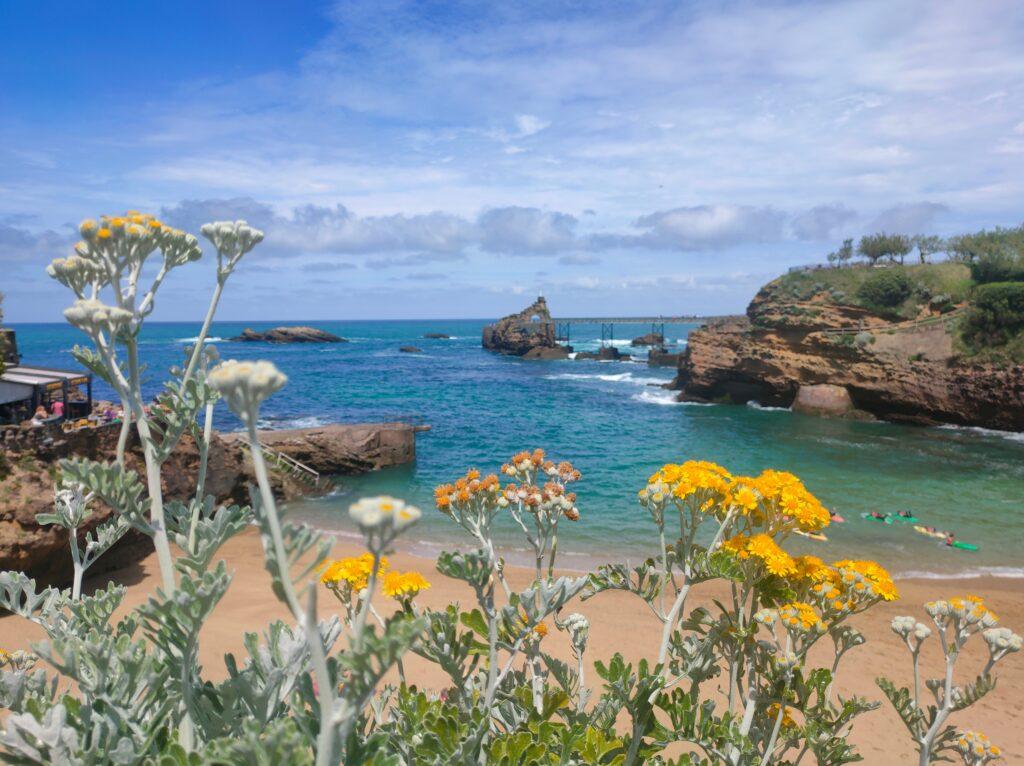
[550,316,700,345]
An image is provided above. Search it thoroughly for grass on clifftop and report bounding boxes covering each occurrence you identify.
[766,262,972,320]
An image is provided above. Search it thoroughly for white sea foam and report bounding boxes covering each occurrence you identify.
[256,415,331,430]
[546,372,669,386]
[746,401,791,412]
[630,389,716,406]
[897,566,1024,580]
[937,424,1024,444]
[176,336,224,343]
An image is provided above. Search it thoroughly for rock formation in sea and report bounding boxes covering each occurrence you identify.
[481,297,572,358]
[231,326,347,343]
[575,347,631,361]
[672,277,1024,429]
[0,420,421,584]
[423,333,450,339]
[647,349,682,367]
[399,346,422,353]
[631,332,664,347]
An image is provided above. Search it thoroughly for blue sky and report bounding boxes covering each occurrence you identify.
[3,0,1024,322]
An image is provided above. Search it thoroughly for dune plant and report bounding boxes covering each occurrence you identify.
[0,211,1018,764]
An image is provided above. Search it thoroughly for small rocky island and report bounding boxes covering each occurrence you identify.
[231,326,347,343]
[423,332,450,339]
[482,296,572,359]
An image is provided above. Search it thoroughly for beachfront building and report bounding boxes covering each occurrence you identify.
[0,331,92,425]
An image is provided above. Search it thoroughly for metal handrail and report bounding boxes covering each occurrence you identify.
[242,440,325,488]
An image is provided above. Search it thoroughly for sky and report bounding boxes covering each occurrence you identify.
[2,0,1024,322]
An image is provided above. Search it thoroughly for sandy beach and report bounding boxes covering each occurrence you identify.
[2,528,1021,764]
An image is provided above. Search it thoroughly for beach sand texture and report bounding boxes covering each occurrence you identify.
[2,528,1021,765]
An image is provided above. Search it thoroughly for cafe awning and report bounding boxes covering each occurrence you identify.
[0,366,91,404]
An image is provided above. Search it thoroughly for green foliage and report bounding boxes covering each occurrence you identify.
[962,282,1024,348]
[857,267,912,308]
[858,232,913,264]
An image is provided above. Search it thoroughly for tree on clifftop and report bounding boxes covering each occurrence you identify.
[858,232,912,265]
[913,234,944,264]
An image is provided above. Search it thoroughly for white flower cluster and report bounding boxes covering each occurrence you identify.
[891,615,932,642]
[982,627,1022,656]
[53,482,92,529]
[562,612,589,654]
[46,256,107,296]
[207,359,287,423]
[63,298,134,337]
[349,496,422,532]
[774,650,800,672]
[956,730,1001,764]
[200,220,264,277]
[754,608,778,627]
[925,598,999,631]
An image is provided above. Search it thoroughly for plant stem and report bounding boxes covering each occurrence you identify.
[116,408,131,467]
[179,279,225,391]
[246,421,335,766]
[188,401,215,554]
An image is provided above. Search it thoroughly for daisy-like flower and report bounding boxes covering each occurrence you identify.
[562,612,589,654]
[956,730,1002,765]
[349,496,422,532]
[208,359,287,424]
[201,220,265,278]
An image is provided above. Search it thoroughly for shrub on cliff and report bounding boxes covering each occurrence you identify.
[857,268,912,310]
[962,282,1024,348]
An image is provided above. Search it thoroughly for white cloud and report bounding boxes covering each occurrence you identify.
[596,205,786,251]
[868,202,949,234]
[791,204,859,241]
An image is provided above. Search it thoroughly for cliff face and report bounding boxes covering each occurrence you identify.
[0,421,420,583]
[674,300,1024,430]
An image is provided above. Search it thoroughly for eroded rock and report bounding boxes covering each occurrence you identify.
[231,326,347,343]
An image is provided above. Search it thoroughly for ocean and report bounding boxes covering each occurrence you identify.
[10,319,1024,579]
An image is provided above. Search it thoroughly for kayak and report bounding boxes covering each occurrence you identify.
[914,525,946,540]
[863,513,894,525]
[795,530,828,542]
[949,540,978,551]
[894,514,919,524]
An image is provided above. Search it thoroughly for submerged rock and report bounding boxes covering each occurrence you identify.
[647,349,681,367]
[399,346,423,353]
[423,332,450,339]
[523,346,572,360]
[232,326,346,343]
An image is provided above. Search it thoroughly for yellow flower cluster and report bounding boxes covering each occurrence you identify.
[382,570,431,600]
[765,703,798,731]
[811,559,899,612]
[641,461,830,533]
[792,555,832,583]
[321,553,388,591]
[957,730,1001,761]
[647,460,732,500]
[778,602,825,633]
[722,533,796,577]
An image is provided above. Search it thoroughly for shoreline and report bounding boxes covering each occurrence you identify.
[2,527,1021,764]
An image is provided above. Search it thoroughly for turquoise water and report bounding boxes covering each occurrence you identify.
[9,320,1024,578]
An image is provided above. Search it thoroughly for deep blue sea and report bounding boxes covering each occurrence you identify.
[10,320,1024,578]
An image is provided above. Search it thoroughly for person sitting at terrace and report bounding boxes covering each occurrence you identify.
[51,400,64,418]
[30,406,48,427]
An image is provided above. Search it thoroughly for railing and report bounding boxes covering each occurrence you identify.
[241,440,331,492]
[817,306,967,337]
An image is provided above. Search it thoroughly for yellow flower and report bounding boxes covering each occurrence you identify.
[382,570,431,599]
[765,703,797,731]
[833,559,899,602]
[97,228,112,240]
[779,602,824,632]
[320,553,388,591]
[532,621,548,639]
[792,555,831,583]
[722,533,796,576]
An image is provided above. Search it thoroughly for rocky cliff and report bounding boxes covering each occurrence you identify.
[482,297,571,358]
[673,291,1024,430]
[0,420,420,583]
